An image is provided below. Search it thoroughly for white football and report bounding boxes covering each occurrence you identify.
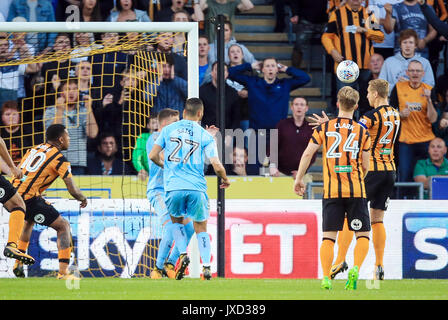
[336,60,360,84]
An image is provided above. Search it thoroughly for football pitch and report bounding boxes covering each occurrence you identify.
[0,278,448,300]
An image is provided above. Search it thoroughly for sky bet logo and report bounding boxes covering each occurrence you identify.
[403,213,448,279]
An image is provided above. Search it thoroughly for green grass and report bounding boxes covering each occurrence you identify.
[0,278,448,300]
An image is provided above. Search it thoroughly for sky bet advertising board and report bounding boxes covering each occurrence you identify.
[403,213,448,279]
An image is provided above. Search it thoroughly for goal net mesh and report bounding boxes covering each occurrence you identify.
[0,29,188,278]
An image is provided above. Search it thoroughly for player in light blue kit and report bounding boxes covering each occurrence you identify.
[147,108,197,279]
[149,98,230,280]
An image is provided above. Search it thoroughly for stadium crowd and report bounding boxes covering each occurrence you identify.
[0,0,447,198]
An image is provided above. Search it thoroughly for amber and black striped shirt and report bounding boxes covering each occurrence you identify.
[322,4,384,71]
[311,117,371,199]
[12,143,72,200]
[359,105,400,172]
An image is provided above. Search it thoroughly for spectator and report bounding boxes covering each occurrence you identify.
[0,36,32,110]
[44,78,99,174]
[358,53,384,116]
[379,29,434,94]
[88,133,130,175]
[200,62,240,130]
[269,96,316,178]
[390,60,438,184]
[7,0,56,54]
[7,31,39,101]
[132,116,158,181]
[413,137,448,198]
[151,54,187,115]
[227,43,251,130]
[155,0,203,22]
[40,33,74,106]
[289,0,327,68]
[200,0,254,43]
[370,0,400,60]
[434,87,448,145]
[417,0,448,75]
[426,0,448,76]
[208,20,257,66]
[91,32,128,98]
[228,57,310,132]
[321,0,384,109]
[107,0,151,22]
[199,35,212,86]
[75,60,100,101]
[69,0,103,22]
[70,32,97,63]
[419,0,448,38]
[224,145,259,176]
[96,68,146,142]
[154,32,188,80]
[170,10,202,55]
[0,100,32,165]
[21,72,46,145]
[383,0,437,58]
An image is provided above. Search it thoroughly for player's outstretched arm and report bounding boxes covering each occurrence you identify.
[209,157,230,189]
[293,142,320,196]
[63,176,88,208]
[0,137,22,179]
[149,144,164,168]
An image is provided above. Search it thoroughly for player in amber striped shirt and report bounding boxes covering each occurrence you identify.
[310,80,400,281]
[11,124,87,280]
[294,86,371,290]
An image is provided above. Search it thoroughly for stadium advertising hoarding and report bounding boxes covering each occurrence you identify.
[1,199,448,279]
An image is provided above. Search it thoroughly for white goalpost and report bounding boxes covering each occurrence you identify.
[0,21,202,278]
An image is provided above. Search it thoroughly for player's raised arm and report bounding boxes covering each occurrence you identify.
[63,176,87,208]
[0,136,22,179]
[293,142,320,196]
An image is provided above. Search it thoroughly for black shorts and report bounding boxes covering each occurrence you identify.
[24,197,60,227]
[365,171,396,210]
[0,175,17,204]
[322,198,370,232]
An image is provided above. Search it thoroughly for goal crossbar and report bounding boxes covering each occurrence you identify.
[0,21,199,98]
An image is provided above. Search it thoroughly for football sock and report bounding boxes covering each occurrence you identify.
[354,236,370,270]
[7,208,26,246]
[171,223,188,255]
[197,232,211,266]
[18,240,29,253]
[334,218,354,265]
[168,221,194,266]
[58,247,72,274]
[320,238,335,277]
[372,222,386,266]
[155,221,174,270]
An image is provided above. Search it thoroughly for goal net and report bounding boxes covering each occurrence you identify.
[0,22,199,278]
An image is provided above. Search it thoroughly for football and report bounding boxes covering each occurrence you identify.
[336,60,360,84]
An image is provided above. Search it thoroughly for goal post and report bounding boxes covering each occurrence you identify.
[0,22,199,98]
[0,21,202,278]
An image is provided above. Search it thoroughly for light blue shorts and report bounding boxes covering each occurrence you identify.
[148,190,170,224]
[165,190,210,222]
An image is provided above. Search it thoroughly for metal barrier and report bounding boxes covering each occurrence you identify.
[305,182,424,200]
